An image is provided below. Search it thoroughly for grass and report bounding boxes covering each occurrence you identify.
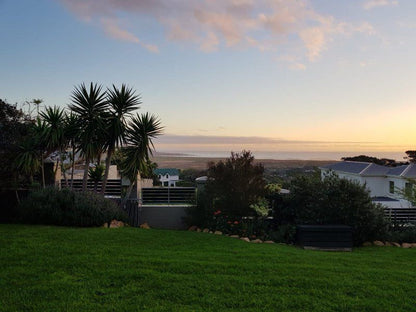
[1,224,415,311]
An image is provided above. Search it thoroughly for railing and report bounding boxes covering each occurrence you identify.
[61,179,122,197]
[384,208,416,224]
[141,187,196,205]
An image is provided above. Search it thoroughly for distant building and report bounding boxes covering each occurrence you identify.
[320,161,416,209]
[154,168,180,187]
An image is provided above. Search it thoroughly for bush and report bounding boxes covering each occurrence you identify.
[18,187,127,227]
[276,173,390,246]
[386,224,416,243]
[205,150,266,218]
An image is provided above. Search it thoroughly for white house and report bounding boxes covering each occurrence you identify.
[154,168,180,187]
[320,161,416,209]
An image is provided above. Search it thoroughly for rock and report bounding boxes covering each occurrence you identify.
[384,242,393,247]
[392,242,401,247]
[264,240,275,244]
[209,231,213,234]
[362,241,372,247]
[240,237,250,242]
[196,228,201,232]
[251,239,263,243]
[229,235,239,238]
[373,240,384,247]
[109,220,124,228]
[203,228,209,233]
[140,222,150,229]
[402,243,412,248]
[214,231,223,235]
[103,222,108,228]
[188,225,198,231]
[411,243,416,248]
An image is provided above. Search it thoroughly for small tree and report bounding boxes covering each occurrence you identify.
[283,172,389,245]
[205,150,266,217]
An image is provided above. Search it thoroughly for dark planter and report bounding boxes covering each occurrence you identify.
[296,225,352,251]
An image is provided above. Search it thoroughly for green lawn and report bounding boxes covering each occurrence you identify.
[0,225,415,311]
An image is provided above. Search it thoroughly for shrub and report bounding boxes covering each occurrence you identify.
[386,224,416,243]
[276,173,390,246]
[205,150,266,218]
[18,187,127,227]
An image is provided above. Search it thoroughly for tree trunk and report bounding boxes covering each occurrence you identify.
[70,146,75,189]
[121,180,136,209]
[101,147,113,195]
[82,156,89,191]
[41,155,45,188]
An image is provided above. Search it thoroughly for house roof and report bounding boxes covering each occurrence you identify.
[154,168,180,176]
[322,161,416,178]
[321,161,388,176]
[387,164,416,178]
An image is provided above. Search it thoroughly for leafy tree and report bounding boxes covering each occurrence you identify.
[341,155,402,167]
[405,150,416,163]
[69,83,108,191]
[0,99,32,188]
[281,173,389,245]
[101,84,141,194]
[205,150,266,217]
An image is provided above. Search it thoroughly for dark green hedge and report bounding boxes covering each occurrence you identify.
[18,187,127,227]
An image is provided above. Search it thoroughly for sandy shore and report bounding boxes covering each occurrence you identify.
[151,155,336,170]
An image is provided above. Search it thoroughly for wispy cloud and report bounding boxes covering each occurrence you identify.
[363,0,398,10]
[58,0,375,61]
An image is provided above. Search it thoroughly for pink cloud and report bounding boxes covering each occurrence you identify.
[58,0,375,61]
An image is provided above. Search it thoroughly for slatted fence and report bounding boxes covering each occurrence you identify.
[61,179,122,197]
[384,208,416,223]
[141,187,196,205]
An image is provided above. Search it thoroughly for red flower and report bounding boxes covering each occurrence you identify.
[234,221,239,225]
[227,221,232,224]
[213,210,221,215]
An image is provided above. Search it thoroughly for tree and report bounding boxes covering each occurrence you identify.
[341,155,401,167]
[101,84,141,194]
[283,173,389,245]
[119,113,163,204]
[0,99,32,188]
[69,83,108,191]
[64,112,80,189]
[405,150,416,163]
[205,150,266,217]
[39,106,66,180]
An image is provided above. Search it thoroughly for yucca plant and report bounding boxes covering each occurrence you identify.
[69,83,108,191]
[101,84,141,194]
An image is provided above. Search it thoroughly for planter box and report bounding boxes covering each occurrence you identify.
[296,225,352,251]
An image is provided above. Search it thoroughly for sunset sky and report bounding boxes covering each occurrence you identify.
[1,0,415,158]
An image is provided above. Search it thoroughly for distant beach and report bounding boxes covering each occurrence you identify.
[152,150,407,170]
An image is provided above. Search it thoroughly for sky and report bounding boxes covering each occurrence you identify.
[1,0,416,159]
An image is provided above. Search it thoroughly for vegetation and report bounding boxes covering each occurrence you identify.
[18,187,126,227]
[341,155,404,167]
[205,150,266,217]
[1,225,415,311]
[276,173,389,246]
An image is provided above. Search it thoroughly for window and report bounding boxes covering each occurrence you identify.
[163,181,168,187]
[389,181,394,194]
[405,182,413,197]
[165,174,169,179]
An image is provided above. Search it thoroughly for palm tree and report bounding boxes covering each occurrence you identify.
[64,112,80,189]
[14,138,41,185]
[39,106,66,178]
[69,83,108,191]
[31,118,48,187]
[120,113,163,205]
[101,84,141,194]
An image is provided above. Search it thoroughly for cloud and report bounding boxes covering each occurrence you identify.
[363,0,398,10]
[58,0,375,60]
[100,18,140,43]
